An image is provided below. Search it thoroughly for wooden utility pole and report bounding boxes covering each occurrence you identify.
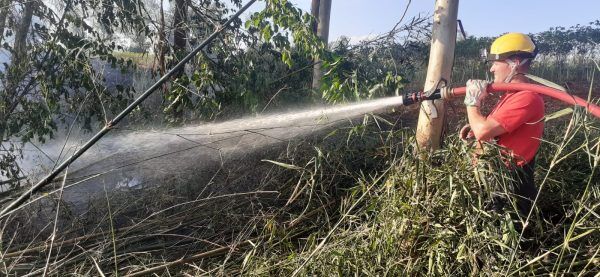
[415,0,459,150]
[311,0,332,92]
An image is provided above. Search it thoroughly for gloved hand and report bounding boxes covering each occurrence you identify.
[464,79,490,107]
[459,124,474,142]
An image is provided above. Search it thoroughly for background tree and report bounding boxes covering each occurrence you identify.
[310,0,319,34]
[0,0,150,187]
[310,0,331,92]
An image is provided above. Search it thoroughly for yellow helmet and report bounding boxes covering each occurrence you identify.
[487,32,537,61]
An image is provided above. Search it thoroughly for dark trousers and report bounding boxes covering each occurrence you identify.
[487,159,538,217]
[511,159,538,216]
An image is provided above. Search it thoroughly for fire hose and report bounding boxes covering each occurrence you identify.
[400,82,600,119]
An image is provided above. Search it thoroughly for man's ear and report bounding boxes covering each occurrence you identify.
[507,59,518,70]
[515,58,523,68]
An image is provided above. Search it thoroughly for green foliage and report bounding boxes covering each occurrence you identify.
[320,38,414,103]
[158,0,326,121]
[0,0,149,184]
[158,0,359,119]
[319,24,431,103]
[535,20,600,56]
[167,41,315,119]
[246,0,326,65]
[452,36,493,84]
[530,22,600,85]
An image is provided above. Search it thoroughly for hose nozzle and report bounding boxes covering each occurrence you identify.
[401,87,451,105]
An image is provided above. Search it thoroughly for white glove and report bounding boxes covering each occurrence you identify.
[464,79,490,107]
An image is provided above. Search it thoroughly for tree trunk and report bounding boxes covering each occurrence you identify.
[172,0,187,72]
[0,0,11,47]
[0,0,11,140]
[156,0,168,96]
[310,0,320,34]
[415,0,459,151]
[156,0,166,74]
[4,0,34,99]
[1,0,33,152]
[12,0,33,64]
[311,0,331,93]
[170,0,188,120]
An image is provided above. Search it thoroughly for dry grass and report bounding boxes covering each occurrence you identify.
[0,89,598,276]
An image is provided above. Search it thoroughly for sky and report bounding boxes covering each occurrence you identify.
[247,0,600,43]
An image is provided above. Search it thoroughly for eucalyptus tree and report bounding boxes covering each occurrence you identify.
[0,0,149,188]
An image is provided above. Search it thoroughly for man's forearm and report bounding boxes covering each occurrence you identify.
[466,106,501,141]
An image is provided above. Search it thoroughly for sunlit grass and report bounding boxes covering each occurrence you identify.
[231,108,599,276]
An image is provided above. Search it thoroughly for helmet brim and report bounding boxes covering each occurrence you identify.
[487,51,536,62]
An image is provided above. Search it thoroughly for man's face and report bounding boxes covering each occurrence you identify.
[489,60,511,83]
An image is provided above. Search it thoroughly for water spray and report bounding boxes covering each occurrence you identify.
[0,0,258,218]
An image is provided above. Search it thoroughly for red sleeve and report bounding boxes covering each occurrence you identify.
[489,91,543,133]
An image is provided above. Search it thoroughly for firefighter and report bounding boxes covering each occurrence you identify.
[460,33,545,215]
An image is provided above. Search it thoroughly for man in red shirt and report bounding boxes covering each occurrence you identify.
[460,33,545,215]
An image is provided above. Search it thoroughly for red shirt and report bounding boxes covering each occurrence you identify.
[488,90,545,166]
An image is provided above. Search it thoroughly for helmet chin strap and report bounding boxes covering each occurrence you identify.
[504,58,530,83]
